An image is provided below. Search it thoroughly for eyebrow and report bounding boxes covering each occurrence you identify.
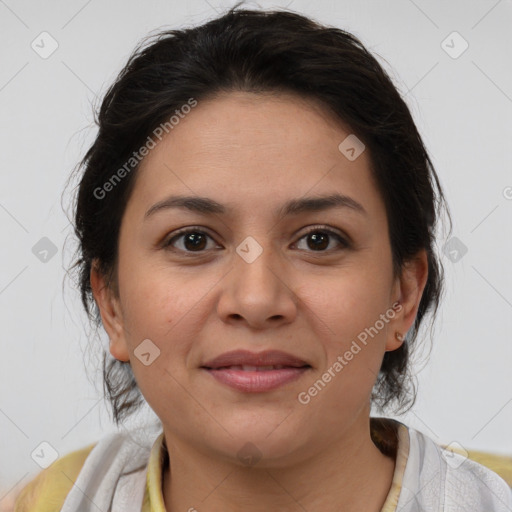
[144,193,367,220]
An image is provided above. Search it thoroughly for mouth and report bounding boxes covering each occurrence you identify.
[200,350,312,393]
[202,366,311,393]
[201,349,310,369]
[207,364,307,371]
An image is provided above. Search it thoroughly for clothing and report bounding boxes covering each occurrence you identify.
[14,417,512,511]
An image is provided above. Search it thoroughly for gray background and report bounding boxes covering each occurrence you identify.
[1,0,511,507]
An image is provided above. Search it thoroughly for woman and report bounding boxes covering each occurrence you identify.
[14,5,512,511]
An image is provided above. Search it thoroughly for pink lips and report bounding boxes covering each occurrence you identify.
[201,350,311,393]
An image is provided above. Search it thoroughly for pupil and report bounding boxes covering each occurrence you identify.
[185,232,206,251]
[309,232,328,251]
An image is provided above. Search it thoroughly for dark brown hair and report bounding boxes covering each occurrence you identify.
[66,4,452,426]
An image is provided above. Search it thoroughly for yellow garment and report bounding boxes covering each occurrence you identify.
[13,436,169,512]
[13,441,97,512]
[13,419,512,512]
[455,449,512,488]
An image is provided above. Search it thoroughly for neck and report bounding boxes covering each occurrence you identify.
[161,415,396,512]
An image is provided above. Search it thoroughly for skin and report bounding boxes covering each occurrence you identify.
[91,91,428,512]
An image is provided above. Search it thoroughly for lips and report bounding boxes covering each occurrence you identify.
[201,350,311,393]
[220,365,288,371]
[201,349,310,370]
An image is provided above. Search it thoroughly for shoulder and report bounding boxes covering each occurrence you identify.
[14,431,151,512]
[14,431,155,512]
[464,449,512,487]
[14,442,97,512]
[407,426,512,511]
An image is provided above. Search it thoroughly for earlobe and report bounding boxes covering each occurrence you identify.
[385,249,429,352]
[385,307,406,352]
[90,260,130,362]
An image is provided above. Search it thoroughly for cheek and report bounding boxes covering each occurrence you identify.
[118,265,214,366]
[119,273,201,409]
[119,260,180,325]
[311,266,392,333]
[306,266,392,391]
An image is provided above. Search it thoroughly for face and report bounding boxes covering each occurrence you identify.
[92,91,427,466]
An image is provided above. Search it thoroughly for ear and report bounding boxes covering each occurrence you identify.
[90,259,130,362]
[385,248,429,352]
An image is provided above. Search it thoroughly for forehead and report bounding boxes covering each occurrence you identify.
[126,91,383,220]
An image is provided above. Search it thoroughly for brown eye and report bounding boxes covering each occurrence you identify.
[295,227,349,252]
[164,229,216,253]
[308,232,329,250]
[163,225,349,256]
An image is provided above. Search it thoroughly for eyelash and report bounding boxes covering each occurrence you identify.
[162,225,350,255]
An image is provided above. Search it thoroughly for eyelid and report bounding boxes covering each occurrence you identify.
[298,224,348,241]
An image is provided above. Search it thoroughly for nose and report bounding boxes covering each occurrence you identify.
[216,238,298,330]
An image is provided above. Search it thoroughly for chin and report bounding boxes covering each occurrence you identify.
[208,418,312,468]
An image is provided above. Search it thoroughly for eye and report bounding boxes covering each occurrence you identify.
[163,228,218,253]
[294,226,349,252]
[163,225,350,255]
